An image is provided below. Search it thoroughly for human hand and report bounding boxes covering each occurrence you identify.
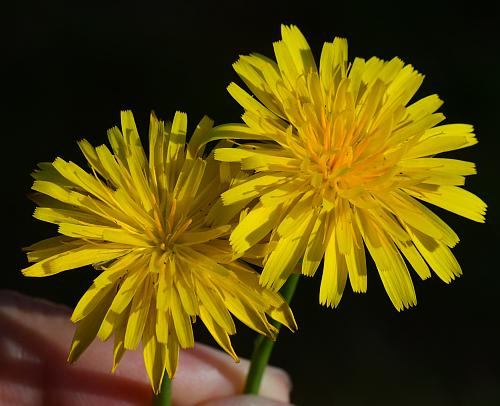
[0,290,294,406]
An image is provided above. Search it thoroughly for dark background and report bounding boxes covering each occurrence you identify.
[7,1,499,405]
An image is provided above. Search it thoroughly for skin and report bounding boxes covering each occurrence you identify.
[0,290,293,406]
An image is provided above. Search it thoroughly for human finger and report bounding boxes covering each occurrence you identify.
[0,290,292,405]
[198,394,294,406]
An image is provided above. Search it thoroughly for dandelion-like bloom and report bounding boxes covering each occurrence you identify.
[212,25,486,310]
[22,111,296,392]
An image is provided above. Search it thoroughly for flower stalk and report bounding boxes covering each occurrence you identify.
[153,373,172,406]
[244,273,300,394]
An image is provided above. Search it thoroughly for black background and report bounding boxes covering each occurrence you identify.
[7,1,499,405]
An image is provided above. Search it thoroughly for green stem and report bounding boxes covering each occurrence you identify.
[244,273,300,394]
[153,372,172,406]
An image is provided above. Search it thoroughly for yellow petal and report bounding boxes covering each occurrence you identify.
[261,206,316,290]
[345,241,367,293]
[107,126,128,168]
[405,184,486,223]
[228,82,279,121]
[148,112,169,202]
[222,293,276,337]
[22,244,129,277]
[33,206,115,227]
[241,152,298,172]
[381,191,459,247]
[205,196,254,228]
[221,172,288,206]
[126,140,154,214]
[302,209,327,277]
[94,251,143,288]
[51,158,112,203]
[356,210,416,311]
[320,37,348,94]
[157,254,174,311]
[174,271,199,316]
[112,186,156,231]
[107,259,148,315]
[112,323,126,372]
[344,218,367,293]
[405,94,443,122]
[124,274,153,350]
[199,304,238,362]
[281,25,317,76]
[237,53,283,105]
[187,116,214,160]
[155,309,170,344]
[273,40,299,87]
[233,56,285,117]
[407,226,462,283]
[383,63,423,108]
[58,223,150,247]
[369,207,410,243]
[266,300,298,332]
[24,236,81,262]
[68,287,114,363]
[275,191,315,237]
[173,158,207,213]
[195,278,236,335]
[319,226,348,308]
[166,111,187,190]
[71,283,115,323]
[206,123,272,148]
[399,158,476,186]
[178,225,230,246]
[395,239,431,280]
[165,328,179,379]
[170,285,195,348]
[215,147,255,163]
[121,110,147,171]
[143,295,167,394]
[77,139,107,178]
[98,302,130,342]
[230,202,282,254]
[377,252,416,312]
[31,180,85,207]
[406,124,477,158]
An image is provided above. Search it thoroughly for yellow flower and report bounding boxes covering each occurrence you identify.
[211,25,487,310]
[22,110,296,392]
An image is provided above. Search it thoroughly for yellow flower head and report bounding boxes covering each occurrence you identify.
[212,25,487,310]
[22,111,296,392]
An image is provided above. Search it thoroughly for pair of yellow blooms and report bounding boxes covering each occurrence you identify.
[22,25,486,392]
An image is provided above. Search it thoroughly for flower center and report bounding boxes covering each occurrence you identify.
[159,217,193,252]
[303,127,355,193]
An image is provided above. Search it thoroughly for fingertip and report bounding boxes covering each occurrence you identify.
[259,365,293,403]
[173,343,292,405]
[198,394,295,406]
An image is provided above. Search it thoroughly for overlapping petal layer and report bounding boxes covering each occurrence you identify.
[22,111,296,392]
[213,25,486,310]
